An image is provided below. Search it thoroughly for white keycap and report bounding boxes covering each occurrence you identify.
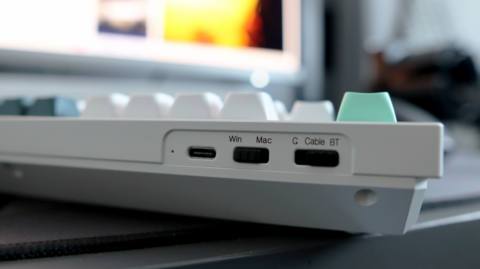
[82,93,129,118]
[168,92,223,119]
[274,100,289,121]
[122,93,174,118]
[76,100,87,114]
[220,92,279,121]
[288,101,335,122]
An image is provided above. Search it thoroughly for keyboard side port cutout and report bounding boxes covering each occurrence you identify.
[188,147,216,159]
[164,131,351,175]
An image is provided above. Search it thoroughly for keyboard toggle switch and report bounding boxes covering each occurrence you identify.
[233,147,269,164]
[295,149,339,167]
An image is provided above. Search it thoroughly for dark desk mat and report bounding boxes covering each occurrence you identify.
[0,198,261,261]
[0,198,349,262]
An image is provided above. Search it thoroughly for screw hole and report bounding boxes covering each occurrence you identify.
[354,189,378,207]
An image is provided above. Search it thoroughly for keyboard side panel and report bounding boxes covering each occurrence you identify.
[0,119,443,178]
[0,163,425,235]
[0,119,167,163]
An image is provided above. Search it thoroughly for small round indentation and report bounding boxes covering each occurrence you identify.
[354,189,378,207]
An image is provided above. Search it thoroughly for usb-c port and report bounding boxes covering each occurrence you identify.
[188,147,216,159]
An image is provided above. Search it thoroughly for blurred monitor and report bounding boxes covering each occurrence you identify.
[0,0,301,81]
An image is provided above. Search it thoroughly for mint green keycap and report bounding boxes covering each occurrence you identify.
[336,92,397,123]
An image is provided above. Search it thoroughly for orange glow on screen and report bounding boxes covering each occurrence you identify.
[163,0,260,48]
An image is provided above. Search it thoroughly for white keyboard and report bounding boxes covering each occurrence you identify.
[0,91,443,234]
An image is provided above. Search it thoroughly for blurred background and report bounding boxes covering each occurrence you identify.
[0,0,479,153]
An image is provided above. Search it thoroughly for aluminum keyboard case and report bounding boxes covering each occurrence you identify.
[0,118,443,234]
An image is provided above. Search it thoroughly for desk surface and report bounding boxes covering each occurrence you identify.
[2,210,480,269]
[425,151,480,204]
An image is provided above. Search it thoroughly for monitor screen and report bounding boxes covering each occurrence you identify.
[0,0,301,74]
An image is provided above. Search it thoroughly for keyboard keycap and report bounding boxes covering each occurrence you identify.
[337,92,397,123]
[0,98,32,115]
[82,93,129,118]
[122,93,174,118]
[289,101,334,122]
[26,97,79,117]
[220,92,279,121]
[274,100,289,121]
[168,92,223,119]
